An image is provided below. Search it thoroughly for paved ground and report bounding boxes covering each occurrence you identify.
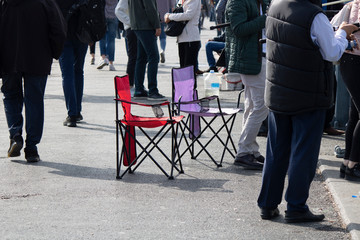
[1,19,359,239]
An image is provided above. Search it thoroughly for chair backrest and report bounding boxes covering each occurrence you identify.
[114,75,131,119]
[171,66,200,112]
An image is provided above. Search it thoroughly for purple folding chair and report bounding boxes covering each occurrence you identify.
[171,66,244,167]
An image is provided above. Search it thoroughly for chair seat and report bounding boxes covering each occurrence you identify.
[121,115,184,128]
[180,107,241,117]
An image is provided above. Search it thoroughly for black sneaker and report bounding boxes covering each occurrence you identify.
[147,93,167,101]
[24,148,40,163]
[133,91,148,100]
[76,113,83,122]
[8,134,23,157]
[234,154,263,170]
[345,163,360,182]
[63,116,77,127]
[340,163,346,178]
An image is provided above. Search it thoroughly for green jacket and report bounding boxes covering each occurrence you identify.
[225,0,269,75]
[129,0,161,30]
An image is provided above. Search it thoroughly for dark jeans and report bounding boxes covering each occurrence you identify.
[134,30,160,95]
[178,41,201,70]
[159,22,166,52]
[1,73,47,150]
[340,53,360,163]
[125,28,137,87]
[205,41,225,67]
[258,110,326,212]
[59,39,88,117]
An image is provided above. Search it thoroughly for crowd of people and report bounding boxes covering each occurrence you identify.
[0,0,359,224]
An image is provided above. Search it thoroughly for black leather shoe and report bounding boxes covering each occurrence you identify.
[285,210,325,223]
[254,155,265,163]
[340,163,346,178]
[24,148,40,163]
[345,163,360,182]
[260,208,280,220]
[63,116,77,127]
[234,154,263,170]
[8,134,23,157]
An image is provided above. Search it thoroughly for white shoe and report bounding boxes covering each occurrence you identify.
[109,64,116,71]
[97,58,109,69]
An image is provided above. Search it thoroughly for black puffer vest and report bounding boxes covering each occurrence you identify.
[265,0,334,114]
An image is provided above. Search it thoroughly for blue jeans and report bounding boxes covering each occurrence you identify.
[134,30,160,95]
[258,110,325,212]
[159,22,166,52]
[205,41,225,67]
[99,18,118,62]
[59,39,88,117]
[1,73,47,150]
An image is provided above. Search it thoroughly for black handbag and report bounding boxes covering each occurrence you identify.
[164,6,188,37]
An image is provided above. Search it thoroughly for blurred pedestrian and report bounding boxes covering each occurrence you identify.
[0,0,66,162]
[56,0,89,127]
[115,0,136,88]
[225,0,269,170]
[156,0,176,63]
[129,0,167,100]
[97,0,118,71]
[165,0,202,75]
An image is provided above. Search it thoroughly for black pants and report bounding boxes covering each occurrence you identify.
[89,44,95,55]
[125,28,137,87]
[340,53,360,163]
[178,41,201,71]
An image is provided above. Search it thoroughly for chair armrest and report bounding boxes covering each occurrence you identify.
[114,98,170,107]
[172,95,218,106]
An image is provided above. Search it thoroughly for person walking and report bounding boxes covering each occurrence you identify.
[0,0,66,162]
[257,0,357,222]
[225,0,269,170]
[56,0,89,127]
[97,0,118,71]
[156,0,176,64]
[164,0,202,75]
[129,0,167,100]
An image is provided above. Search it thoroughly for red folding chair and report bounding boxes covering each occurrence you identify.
[114,75,184,179]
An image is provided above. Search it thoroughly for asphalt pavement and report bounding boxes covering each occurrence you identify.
[0,19,359,240]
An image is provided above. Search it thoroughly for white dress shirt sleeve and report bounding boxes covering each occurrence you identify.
[311,12,348,62]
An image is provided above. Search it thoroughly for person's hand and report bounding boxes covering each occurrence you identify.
[339,22,359,38]
[164,13,170,23]
[155,28,161,37]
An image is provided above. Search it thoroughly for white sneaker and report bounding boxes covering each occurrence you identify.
[109,64,116,71]
[97,58,109,69]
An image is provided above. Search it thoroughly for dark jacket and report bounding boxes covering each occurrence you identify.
[0,0,67,76]
[224,0,269,75]
[129,0,161,30]
[265,0,334,114]
[55,0,81,39]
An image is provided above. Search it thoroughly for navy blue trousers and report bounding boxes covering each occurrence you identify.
[258,109,325,212]
[1,73,47,150]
